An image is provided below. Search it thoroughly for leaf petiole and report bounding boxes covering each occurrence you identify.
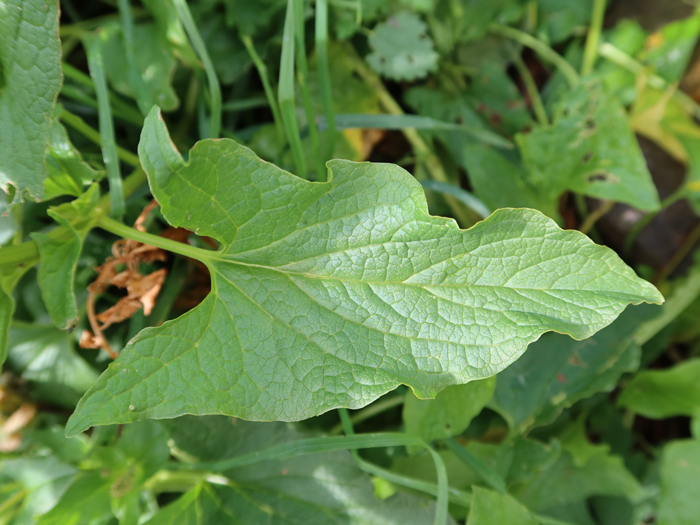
[96,215,218,263]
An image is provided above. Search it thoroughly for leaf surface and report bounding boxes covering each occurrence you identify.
[403,377,495,447]
[367,12,438,81]
[618,359,700,419]
[0,0,62,201]
[66,107,662,436]
[468,487,539,525]
[155,416,449,525]
[657,440,700,525]
[31,185,100,331]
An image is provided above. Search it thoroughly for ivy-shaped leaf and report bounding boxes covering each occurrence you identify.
[66,107,661,437]
[0,0,62,202]
[366,12,439,81]
[31,185,100,331]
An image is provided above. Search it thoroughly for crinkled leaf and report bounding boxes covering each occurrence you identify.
[468,486,539,525]
[44,116,105,201]
[403,377,495,448]
[30,185,100,331]
[518,79,660,214]
[638,8,700,83]
[618,359,700,419]
[0,0,62,202]
[367,12,438,81]
[657,440,700,525]
[6,323,99,408]
[490,305,655,434]
[100,22,179,112]
[66,107,661,436]
[156,417,450,525]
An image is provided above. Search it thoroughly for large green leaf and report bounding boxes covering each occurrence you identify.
[618,359,700,419]
[156,417,450,525]
[657,439,700,525]
[0,0,62,201]
[66,107,661,436]
[490,305,656,434]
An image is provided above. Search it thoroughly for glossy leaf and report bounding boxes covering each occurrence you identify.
[157,417,450,525]
[367,12,439,81]
[30,185,100,331]
[403,378,495,447]
[657,439,700,525]
[468,486,539,525]
[618,359,700,419]
[0,0,62,202]
[66,107,661,436]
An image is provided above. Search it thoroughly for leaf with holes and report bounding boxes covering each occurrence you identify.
[65,107,662,437]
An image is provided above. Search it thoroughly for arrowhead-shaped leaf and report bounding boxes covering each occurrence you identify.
[66,107,662,436]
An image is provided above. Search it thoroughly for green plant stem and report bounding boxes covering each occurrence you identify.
[173,0,221,138]
[221,96,269,112]
[315,0,336,161]
[580,199,615,235]
[241,36,286,143]
[0,168,146,270]
[581,0,606,76]
[513,55,549,126]
[623,188,687,255]
[337,411,449,525]
[598,42,700,120]
[117,0,153,115]
[346,45,473,227]
[59,109,141,168]
[490,24,579,88]
[654,221,700,285]
[83,33,125,219]
[329,395,404,434]
[97,215,216,262]
[445,437,507,494]
[279,0,308,178]
[294,0,326,180]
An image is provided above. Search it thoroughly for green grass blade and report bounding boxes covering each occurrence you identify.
[279,0,308,178]
[293,0,325,180]
[420,180,492,219]
[339,410,449,525]
[172,0,221,138]
[445,437,507,494]
[241,36,286,142]
[117,0,153,115]
[221,96,269,113]
[319,113,513,149]
[315,0,335,161]
[82,32,125,219]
